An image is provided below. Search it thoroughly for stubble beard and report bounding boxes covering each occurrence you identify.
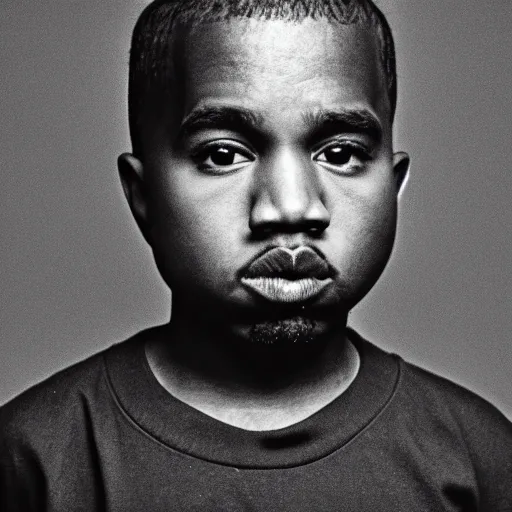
[248,316,317,347]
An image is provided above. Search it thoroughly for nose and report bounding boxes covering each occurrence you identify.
[249,147,330,236]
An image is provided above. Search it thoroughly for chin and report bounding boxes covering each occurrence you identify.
[248,316,318,347]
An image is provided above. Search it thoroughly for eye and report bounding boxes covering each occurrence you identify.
[313,141,371,174]
[194,142,255,175]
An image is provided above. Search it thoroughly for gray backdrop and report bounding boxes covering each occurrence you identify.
[1,0,511,418]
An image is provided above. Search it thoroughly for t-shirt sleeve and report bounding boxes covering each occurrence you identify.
[463,399,512,511]
[0,403,48,511]
[0,355,109,512]
[399,360,512,510]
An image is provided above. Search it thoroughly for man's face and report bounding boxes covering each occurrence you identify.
[123,18,408,343]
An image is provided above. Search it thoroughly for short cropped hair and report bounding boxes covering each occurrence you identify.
[128,0,396,157]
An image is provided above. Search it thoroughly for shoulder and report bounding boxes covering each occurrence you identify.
[354,330,512,505]
[397,354,512,486]
[0,344,112,508]
[353,330,512,443]
[0,330,147,449]
[1,346,106,444]
[350,328,512,448]
[0,331,148,511]
[395,355,512,500]
[397,357,512,435]
[352,329,509,423]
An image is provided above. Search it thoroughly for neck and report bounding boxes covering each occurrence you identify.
[146,309,360,430]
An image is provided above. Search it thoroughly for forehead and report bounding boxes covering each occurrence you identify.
[174,18,389,126]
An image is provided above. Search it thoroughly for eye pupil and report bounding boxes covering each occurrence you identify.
[211,147,235,166]
[325,146,350,165]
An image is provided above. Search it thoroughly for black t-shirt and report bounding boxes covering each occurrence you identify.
[1,328,512,511]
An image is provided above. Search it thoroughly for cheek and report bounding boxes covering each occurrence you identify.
[329,178,398,278]
[148,170,250,290]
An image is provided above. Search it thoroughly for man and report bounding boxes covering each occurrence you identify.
[2,1,512,510]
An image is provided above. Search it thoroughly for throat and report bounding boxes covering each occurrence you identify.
[145,327,360,431]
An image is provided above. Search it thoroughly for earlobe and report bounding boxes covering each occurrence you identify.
[392,152,411,199]
[117,153,151,244]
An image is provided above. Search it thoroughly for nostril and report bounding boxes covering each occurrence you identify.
[304,218,329,235]
[249,218,328,238]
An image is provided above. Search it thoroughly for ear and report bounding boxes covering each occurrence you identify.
[392,152,411,199]
[118,153,151,244]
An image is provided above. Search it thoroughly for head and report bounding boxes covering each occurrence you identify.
[119,0,410,349]
[127,0,398,158]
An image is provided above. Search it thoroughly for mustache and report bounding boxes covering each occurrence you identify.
[242,246,334,280]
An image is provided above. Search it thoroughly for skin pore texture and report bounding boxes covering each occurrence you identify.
[119,18,409,431]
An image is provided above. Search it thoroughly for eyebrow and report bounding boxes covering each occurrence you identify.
[302,108,383,144]
[178,105,264,142]
[177,105,383,145]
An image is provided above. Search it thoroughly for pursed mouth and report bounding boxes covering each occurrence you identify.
[239,246,335,303]
[242,246,334,280]
[240,276,333,303]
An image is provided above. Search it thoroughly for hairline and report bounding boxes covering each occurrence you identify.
[128,2,396,157]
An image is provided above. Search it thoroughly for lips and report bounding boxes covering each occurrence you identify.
[241,247,334,303]
[243,247,332,279]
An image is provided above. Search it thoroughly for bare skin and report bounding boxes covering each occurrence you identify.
[119,18,409,431]
[145,322,359,430]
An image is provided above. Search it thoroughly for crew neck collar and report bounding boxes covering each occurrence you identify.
[105,327,399,469]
